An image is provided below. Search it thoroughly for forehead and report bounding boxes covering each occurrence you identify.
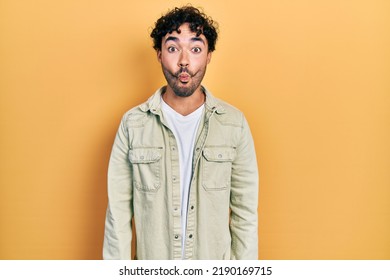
[163,23,207,43]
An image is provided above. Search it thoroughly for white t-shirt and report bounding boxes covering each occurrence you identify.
[161,98,204,257]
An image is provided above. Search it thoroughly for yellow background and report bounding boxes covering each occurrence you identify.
[1,0,389,259]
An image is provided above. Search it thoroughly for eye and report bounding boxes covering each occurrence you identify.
[167,46,177,53]
[192,47,202,53]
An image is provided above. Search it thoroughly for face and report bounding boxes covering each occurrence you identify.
[158,23,212,97]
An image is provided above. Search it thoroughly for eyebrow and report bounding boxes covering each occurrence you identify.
[191,37,206,45]
[164,36,206,45]
[164,36,179,43]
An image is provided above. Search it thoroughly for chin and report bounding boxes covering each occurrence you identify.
[171,83,197,97]
[173,90,195,98]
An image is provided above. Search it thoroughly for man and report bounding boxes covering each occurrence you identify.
[103,5,258,260]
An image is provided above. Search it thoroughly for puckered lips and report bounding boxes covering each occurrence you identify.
[178,72,190,83]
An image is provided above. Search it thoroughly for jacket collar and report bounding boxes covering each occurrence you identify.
[139,86,226,115]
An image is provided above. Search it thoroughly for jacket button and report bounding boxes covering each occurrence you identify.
[190,205,194,210]
[174,235,179,239]
[189,234,193,239]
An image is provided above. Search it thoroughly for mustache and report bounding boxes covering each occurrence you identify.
[174,67,194,77]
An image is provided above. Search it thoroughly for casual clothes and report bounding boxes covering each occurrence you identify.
[103,86,259,260]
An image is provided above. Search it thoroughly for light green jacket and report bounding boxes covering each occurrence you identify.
[103,86,259,260]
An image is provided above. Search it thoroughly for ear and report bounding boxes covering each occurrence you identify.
[157,50,162,63]
[207,51,212,64]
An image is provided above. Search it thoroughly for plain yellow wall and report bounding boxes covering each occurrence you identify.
[1,0,389,259]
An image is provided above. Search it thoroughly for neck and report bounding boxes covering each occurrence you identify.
[162,86,205,116]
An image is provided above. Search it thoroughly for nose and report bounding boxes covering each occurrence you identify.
[178,50,189,67]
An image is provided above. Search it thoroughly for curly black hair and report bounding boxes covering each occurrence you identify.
[150,5,219,52]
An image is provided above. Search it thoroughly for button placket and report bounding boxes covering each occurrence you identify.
[167,127,181,259]
[185,109,213,259]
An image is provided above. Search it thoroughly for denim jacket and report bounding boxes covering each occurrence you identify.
[103,86,259,260]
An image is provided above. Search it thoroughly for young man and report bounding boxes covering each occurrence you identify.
[103,6,259,260]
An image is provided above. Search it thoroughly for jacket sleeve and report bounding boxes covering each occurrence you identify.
[230,114,259,259]
[103,114,133,259]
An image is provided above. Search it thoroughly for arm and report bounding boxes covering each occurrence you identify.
[103,115,133,259]
[230,114,259,259]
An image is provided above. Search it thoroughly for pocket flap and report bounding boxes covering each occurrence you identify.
[203,147,235,162]
[129,148,162,163]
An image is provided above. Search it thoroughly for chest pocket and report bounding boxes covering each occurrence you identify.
[201,147,235,191]
[129,148,162,192]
